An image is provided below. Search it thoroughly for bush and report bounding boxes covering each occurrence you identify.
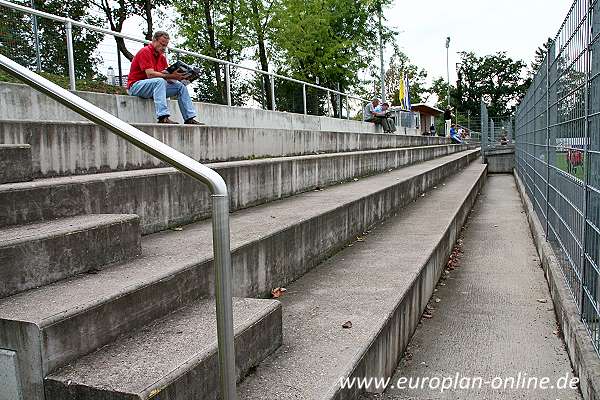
[0,71,127,95]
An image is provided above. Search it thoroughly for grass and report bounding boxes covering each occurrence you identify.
[0,70,128,95]
[555,152,586,180]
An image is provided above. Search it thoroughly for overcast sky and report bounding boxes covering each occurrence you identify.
[386,0,573,86]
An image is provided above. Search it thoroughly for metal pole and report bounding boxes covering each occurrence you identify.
[269,74,275,111]
[378,2,386,103]
[225,64,232,106]
[31,0,41,73]
[117,48,123,87]
[65,20,75,90]
[467,110,470,131]
[346,95,350,120]
[446,37,450,108]
[212,195,237,400]
[580,11,591,312]
[302,83,307,115]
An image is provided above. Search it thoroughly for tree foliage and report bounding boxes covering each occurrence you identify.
[0,0,102,78]
[430,51,530,122]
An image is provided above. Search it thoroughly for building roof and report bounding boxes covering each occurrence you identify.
[411,103,443,116]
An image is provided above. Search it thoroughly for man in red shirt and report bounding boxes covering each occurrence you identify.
[127,31,201,124]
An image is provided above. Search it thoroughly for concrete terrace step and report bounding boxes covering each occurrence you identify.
[0,214,141,298]
[0,149,478,400]
[0,119,450,177]
[0,144,32,183]
[46,298,282,400]
[237,161,487,400]
[0,144,469,233]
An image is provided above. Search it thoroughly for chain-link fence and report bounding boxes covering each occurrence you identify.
[515,0,600,355]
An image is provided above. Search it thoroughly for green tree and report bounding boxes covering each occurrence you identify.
[271,0,389,116]
[382,50,428,106]
[238,0,281,109]
[0,0,102,78]
[93,0,171,61]
[174,0,249,105]
[432,51,530,122]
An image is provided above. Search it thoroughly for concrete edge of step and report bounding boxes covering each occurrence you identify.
[44,298,283,400]
[0,144,470,191]
[515,171,600,400]
[137,299,282,398]
[323,161,489,399]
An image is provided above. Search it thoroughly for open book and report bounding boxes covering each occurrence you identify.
[165,60,201,86]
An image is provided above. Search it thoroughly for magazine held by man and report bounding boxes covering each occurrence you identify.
[165,60,201,86]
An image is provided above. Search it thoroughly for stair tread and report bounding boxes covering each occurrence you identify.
[46,297,279,394]
[238,161,486,399]
[0,150,479,325]
[0,214,138,246]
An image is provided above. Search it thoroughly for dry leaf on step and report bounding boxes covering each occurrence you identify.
[271,287,287,298]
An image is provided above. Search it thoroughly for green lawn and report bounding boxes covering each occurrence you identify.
[555,152,586,180]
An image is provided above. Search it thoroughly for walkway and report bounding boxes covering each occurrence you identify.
[364,174,581,400]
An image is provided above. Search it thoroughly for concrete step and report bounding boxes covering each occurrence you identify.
[0,119,450,177]
[237,161,487,400]
[0,144,469,233]
[0,144,32,183]
[0,214,141,298]
[0,149,478,400]
[45,298,282,400]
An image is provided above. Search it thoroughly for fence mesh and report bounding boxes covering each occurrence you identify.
[515,0,600,354]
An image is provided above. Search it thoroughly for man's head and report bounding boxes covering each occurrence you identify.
[381,102,389,110]
[152,31,170,54]
[372,98,380,106]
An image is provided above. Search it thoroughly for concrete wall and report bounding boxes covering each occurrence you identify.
[0,82,419,135]
[483,145,515,173]
[0,120,449,177]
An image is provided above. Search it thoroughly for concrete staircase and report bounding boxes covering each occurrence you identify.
[0,95,483,400]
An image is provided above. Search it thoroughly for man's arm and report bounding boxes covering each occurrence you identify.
[144,69,186,80]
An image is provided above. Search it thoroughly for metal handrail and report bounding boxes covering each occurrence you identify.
[0,53,238,400]
[0,0,368,113]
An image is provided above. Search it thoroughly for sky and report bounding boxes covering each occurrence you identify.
[386,0,573,88]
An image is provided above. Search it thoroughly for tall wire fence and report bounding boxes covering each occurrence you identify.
[515,0,600,355]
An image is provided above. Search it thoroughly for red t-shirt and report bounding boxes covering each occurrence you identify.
[127,44,168,88]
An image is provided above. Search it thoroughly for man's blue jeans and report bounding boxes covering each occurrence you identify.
[128,78,197,121]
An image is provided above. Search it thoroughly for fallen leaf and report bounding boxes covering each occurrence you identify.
[435,298,441,303]
[537,298,548,303]
[342,321,353,329]
[171,227,184,231]
[271,287,287,298]
[353,178,359,182]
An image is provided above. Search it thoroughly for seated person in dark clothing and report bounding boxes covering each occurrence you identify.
[364,98,393,133]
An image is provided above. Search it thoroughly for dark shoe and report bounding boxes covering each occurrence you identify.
[184,118,205,125]
[158,116,179,124]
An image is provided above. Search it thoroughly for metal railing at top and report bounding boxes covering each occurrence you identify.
[515,0,600,356]
[0,53,239,400]
[0,0,371,119]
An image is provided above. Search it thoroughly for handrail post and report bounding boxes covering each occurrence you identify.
[302,83,307,115]
[269,74,276,111]
[225,64,232,106]
[65,20,75,91]
[212,194,237,400]
[346,95,350,120]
